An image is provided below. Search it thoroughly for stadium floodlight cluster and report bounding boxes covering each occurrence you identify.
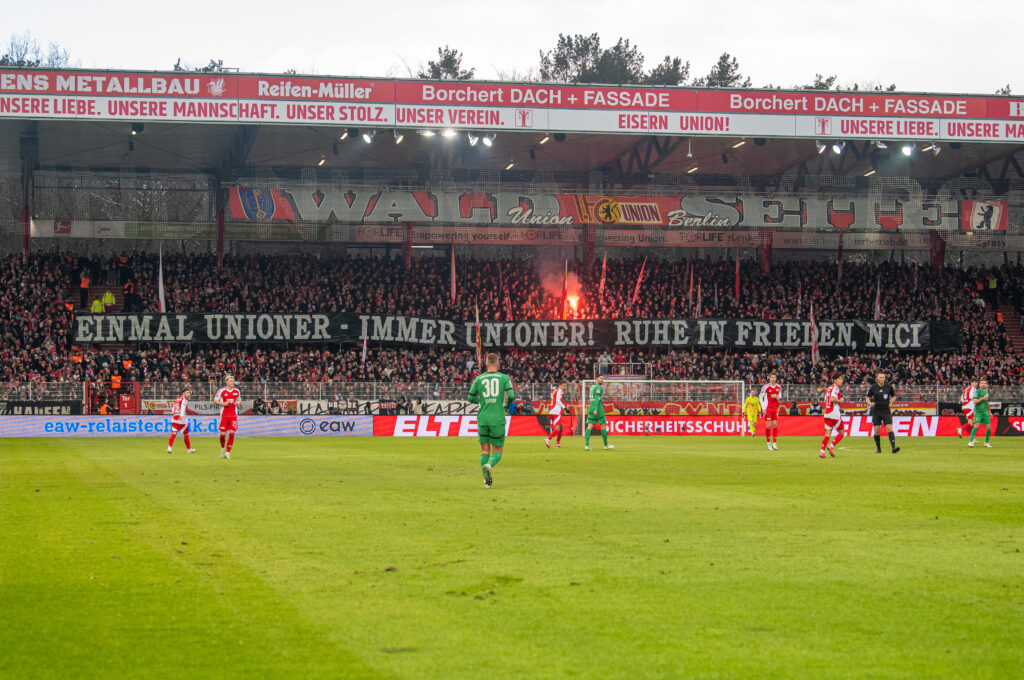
[813,138,937,158]
[329,127,499,147]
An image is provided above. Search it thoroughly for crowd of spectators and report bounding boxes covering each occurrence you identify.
[46,250,1013,326]
[0,250,1021,388]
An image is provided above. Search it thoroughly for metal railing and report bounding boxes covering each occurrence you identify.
[2,381,1018,406]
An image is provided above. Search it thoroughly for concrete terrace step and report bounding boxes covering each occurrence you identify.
[68,283,125,313]
[998,297,1024,354]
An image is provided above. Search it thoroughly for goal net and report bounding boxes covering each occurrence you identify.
[578,379,746,435]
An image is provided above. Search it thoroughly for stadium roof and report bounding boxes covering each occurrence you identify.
[1,69,1022,182]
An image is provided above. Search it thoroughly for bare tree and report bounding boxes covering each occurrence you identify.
[843,79,898,92]
[494,66,540,82]
[0,31,74,67]
[173,58,231,72]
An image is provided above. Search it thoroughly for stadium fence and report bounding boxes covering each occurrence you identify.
[1,382,1019,407]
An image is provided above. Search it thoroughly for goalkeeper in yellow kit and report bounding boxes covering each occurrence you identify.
[743,387,761,436]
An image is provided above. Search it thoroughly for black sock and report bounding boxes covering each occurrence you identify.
[873,435,881,450]
[888,432,897,449]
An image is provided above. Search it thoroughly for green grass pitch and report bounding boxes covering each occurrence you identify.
[1,434,1022,679]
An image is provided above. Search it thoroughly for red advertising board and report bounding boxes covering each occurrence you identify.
[3,68,1024,141]
[371,415,982,438]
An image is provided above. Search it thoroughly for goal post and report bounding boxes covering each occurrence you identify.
[578,379,746,435]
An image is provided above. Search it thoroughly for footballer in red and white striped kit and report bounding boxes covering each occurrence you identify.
[544,381,567,449]
[958,379,978,439]
[167,386,197,454]
[214,375,240,459]
[759,373,782,450]
[820,375,845,458]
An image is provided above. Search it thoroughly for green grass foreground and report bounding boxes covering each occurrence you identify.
[1,435,1022,679]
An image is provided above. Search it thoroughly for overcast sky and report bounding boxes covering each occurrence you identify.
[7,0,1022,94]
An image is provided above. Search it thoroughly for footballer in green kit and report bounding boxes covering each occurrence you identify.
[585,375,614,451]
[968,378,993,448]
[467,352,514,487]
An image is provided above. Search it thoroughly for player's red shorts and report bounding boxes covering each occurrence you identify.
[171,421,188,432]
[765,406,779,420]
[962,408,974,420]
[824,417,840,431]
[550,413,563,427]
[219,416,238,431]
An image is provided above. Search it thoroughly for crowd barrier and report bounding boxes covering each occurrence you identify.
[0,415,1018,438]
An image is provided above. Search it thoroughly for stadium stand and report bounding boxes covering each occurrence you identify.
[1,251,1019,386]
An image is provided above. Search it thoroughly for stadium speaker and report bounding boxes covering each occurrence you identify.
[753,137,766,146]
[131,123,144,135]
[553,133,566,142]
[530,148,536,159]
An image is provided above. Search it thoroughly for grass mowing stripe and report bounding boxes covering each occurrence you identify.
[1,435,1022,679]
[0,439,384,679]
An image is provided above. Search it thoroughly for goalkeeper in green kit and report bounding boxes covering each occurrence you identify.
[467,352,515,488]
[585,375,614,451]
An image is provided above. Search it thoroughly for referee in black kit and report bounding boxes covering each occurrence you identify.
[867,372,901,453]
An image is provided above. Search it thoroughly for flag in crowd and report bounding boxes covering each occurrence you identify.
[360,328,368,365]
[630,256,647,309]
[810,301,820,365]
[713,281,719,311]
[734,248,740,300]
[696,281,702,317]
[797,281,802,318]
[687,264,694,307]
[474,304,483,367]
[449,240,456,303]
[561,257,569,320]
[837,231,844,288]
[157,244,166,313]
[599,250,607,296]
[874,280,882,320]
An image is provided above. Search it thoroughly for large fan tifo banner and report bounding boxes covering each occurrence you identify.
[3,69,1024,141]
[71,313,963,351]
[224,185,1008,234]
